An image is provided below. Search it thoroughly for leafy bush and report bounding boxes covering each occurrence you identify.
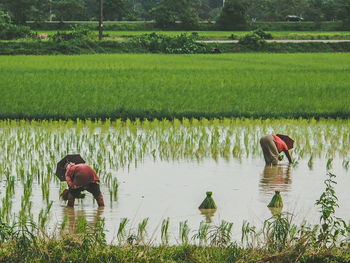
[50,25,91,42]
[0,23,33,40]
[0,10,11,24]
[238,33,266,49]
[253,29,273,40]
[228,34,238,40]
[131,33,209,54]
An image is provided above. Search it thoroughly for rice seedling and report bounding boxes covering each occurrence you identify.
[60,215,69,232]
[192,221,210,246]
[208,220,234,247]
[117,218,129,244]
[326,158,333,170]
[161,218,170,245]
[342,159,349,170]
[308,155,314,170]
[263,212,294,252]
[76,216,88,234]
[179,220,190,245]
[241,220,258,248]
[137,218,149,244]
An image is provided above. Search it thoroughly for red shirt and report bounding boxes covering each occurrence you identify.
[65,163,100,189]
[272,134,289,153]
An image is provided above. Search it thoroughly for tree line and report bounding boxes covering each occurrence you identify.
[0,0,349,29]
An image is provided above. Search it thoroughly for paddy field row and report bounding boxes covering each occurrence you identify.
[1,53,349,120]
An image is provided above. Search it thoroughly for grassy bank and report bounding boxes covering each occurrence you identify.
[1,238,350,263]
[0,53,349,120]
[35,30,350,40]
[2,39,350,55]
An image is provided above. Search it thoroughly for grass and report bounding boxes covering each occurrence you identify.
[1,211,350,263]
[0,53,350,119]
[35,30,350,40]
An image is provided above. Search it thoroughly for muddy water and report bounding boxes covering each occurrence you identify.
[17,156,349,243]
[1,119,349,244]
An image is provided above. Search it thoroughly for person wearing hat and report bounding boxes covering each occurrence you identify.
[60,162,105,207]
[260,134,293,165]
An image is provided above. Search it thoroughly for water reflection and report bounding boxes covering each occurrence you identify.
[199,208,217,223]
[259,164,292,193]
[62,207,104,233]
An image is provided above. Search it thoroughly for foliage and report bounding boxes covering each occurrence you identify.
[253,28,273,39]
[0,23,33,40]
[50,25,91,42]
[238,32,266,49]
[151,0,199,29]
[315,172,349,247]
[51,0,86,22]
[0,10,11,24]
[216,0,248,30]
[1,0,350,27]
[0,0,36,24]
[131,33,209,53]
[263,213,294,251]
[337,0,350,30]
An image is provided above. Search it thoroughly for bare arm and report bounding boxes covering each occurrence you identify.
[283,150,292,163]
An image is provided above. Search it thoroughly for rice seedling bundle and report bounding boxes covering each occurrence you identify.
[199,192,217,209]
[267,191,283,208]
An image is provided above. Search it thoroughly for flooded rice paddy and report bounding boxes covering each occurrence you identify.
[0,119,349,243]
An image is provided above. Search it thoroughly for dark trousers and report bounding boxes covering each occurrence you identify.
[69,183,101,199]
[67,183,104,207]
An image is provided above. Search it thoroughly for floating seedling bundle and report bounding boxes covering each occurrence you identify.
[199,192,217,209]
[267,191,283,208]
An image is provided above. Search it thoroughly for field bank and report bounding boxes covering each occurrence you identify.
[0,53,349,119]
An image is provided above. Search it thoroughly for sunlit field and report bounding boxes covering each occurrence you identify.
[1,53,349,119]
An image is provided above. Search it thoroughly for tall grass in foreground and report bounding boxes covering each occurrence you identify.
[0,53,349,119]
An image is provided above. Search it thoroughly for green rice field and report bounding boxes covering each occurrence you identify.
[1,53,349,119]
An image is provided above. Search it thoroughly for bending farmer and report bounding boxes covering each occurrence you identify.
[260,134,293,166]
[61,162,104,207]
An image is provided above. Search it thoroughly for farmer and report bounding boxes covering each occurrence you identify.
[60,162,104,207]
[260,134,293,166]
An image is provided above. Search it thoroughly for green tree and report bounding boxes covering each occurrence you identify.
[1,0,35,24]
[208,0,223,8]
[0,9,12,23]
[337,0,350,29]
[104,0,126,20]
[193,0,212,20]
[51,0,86,21]
[151,0,199,29]
[216,0,248,29]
